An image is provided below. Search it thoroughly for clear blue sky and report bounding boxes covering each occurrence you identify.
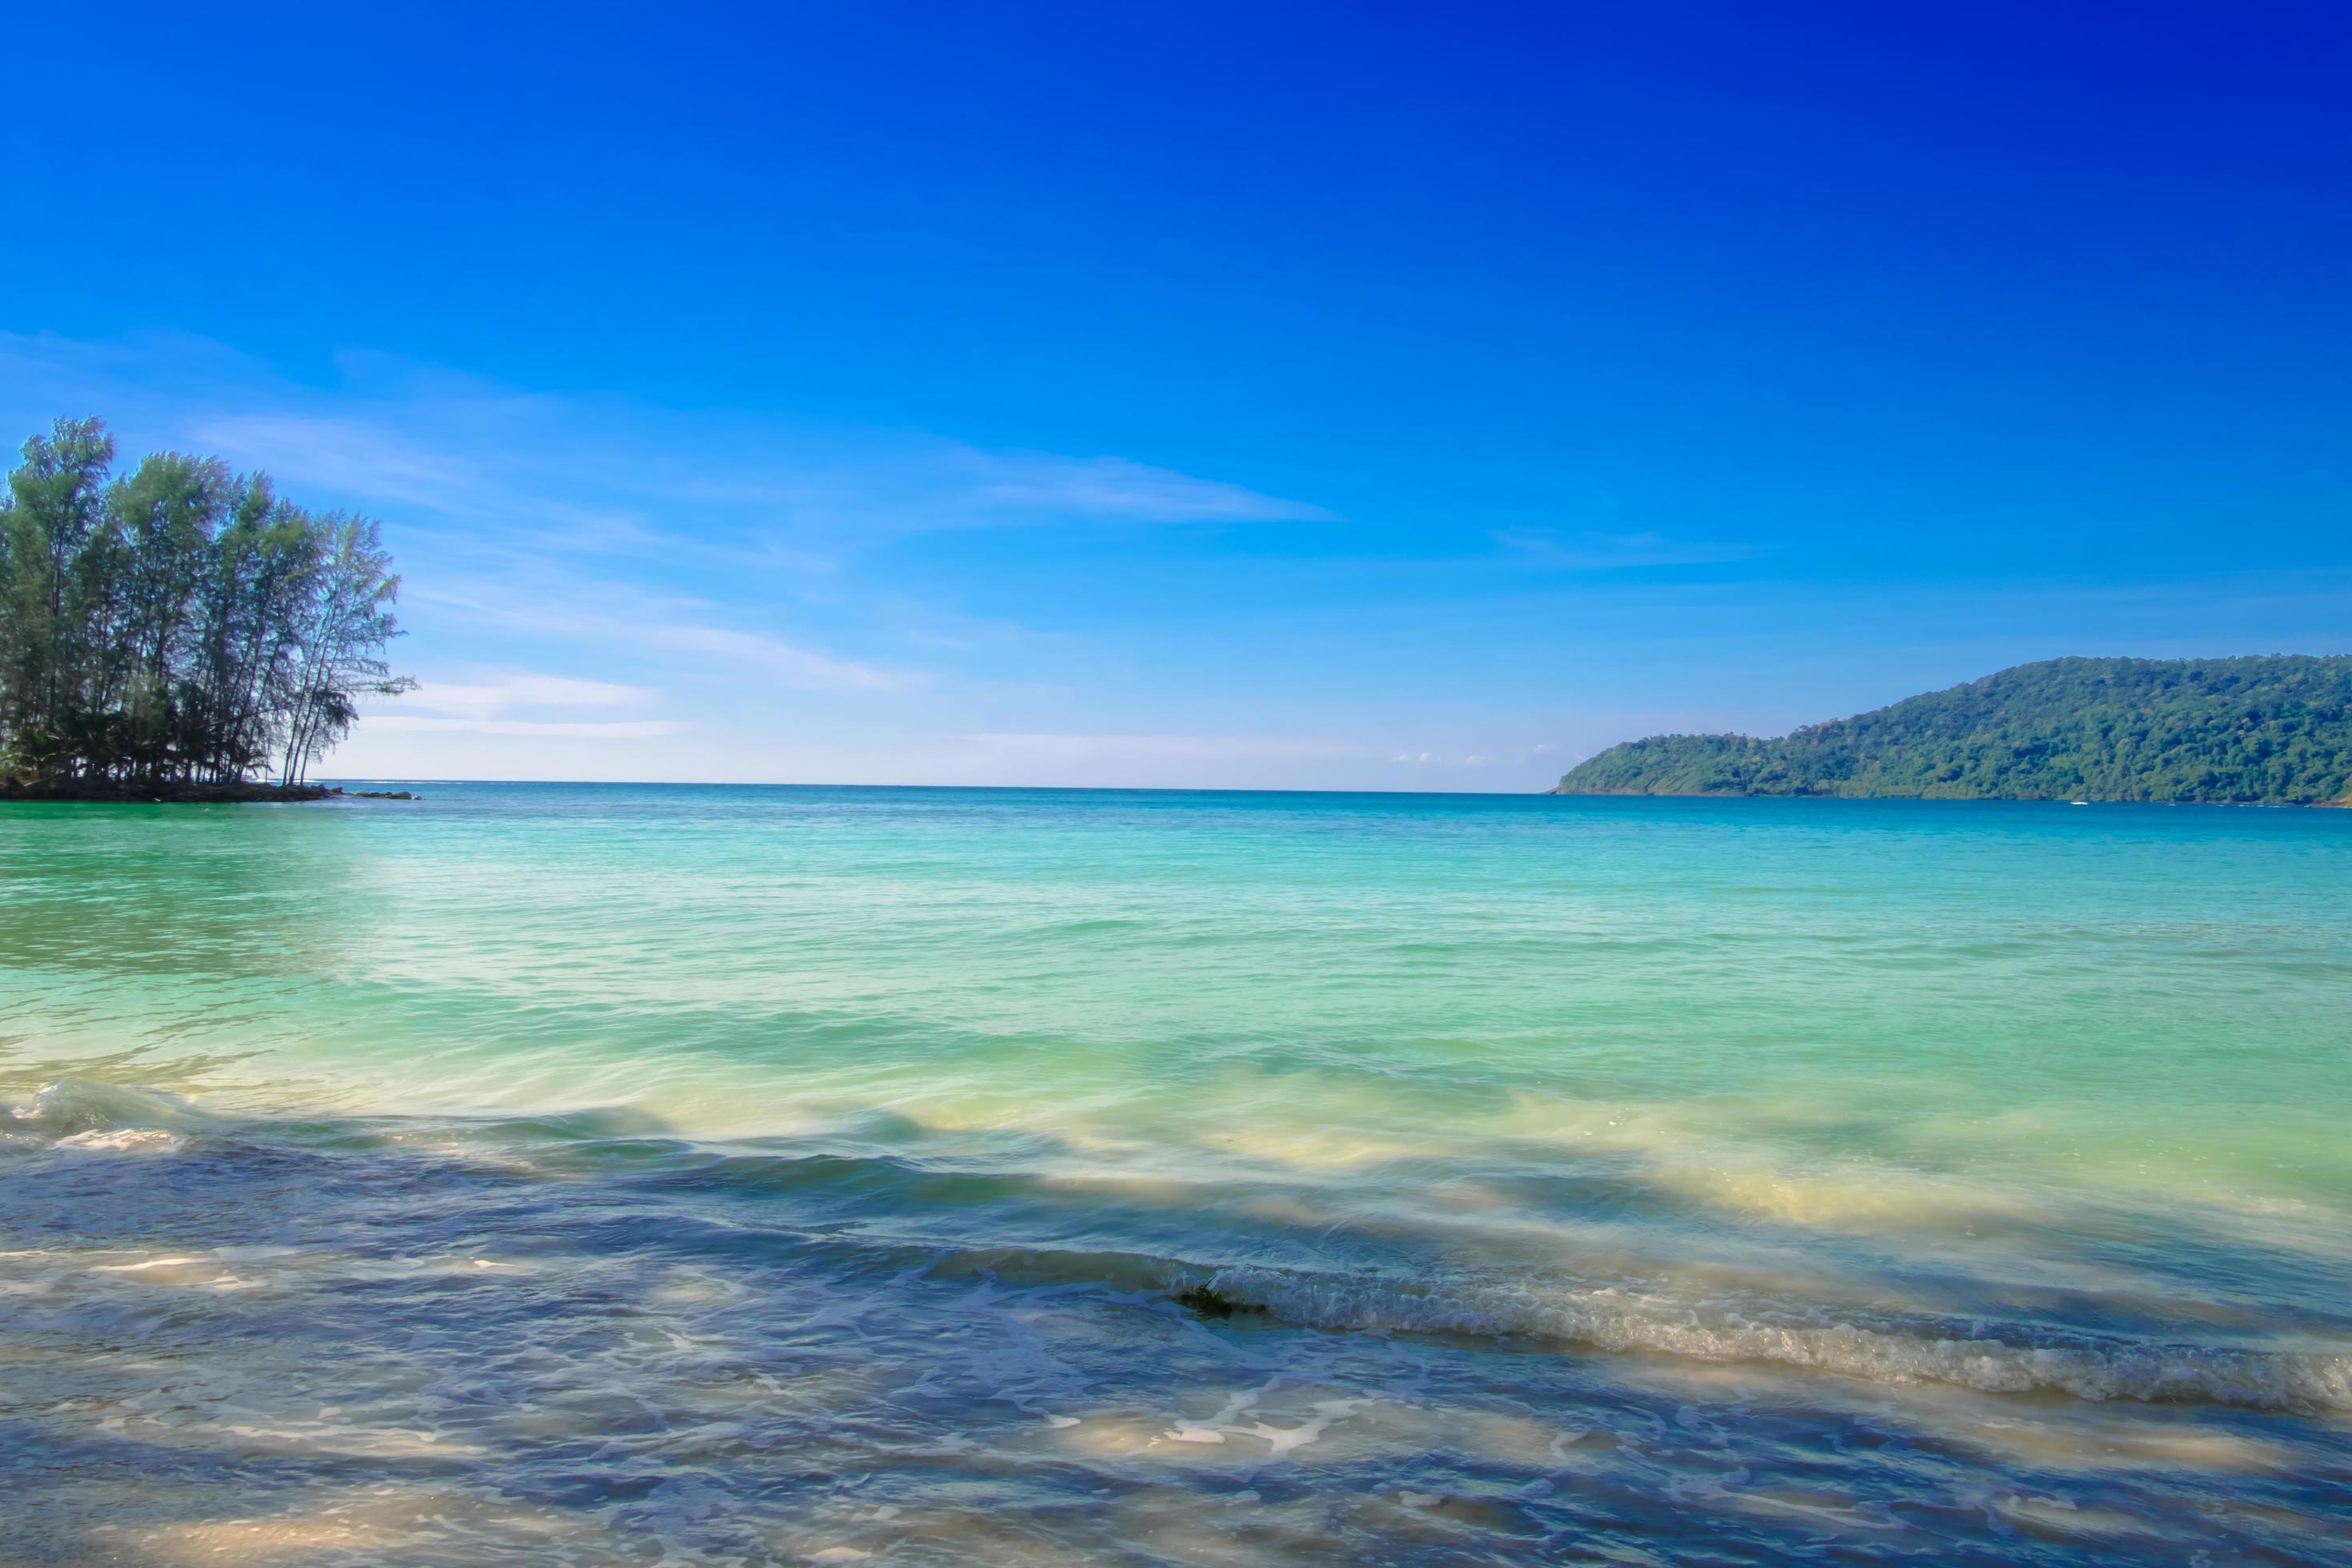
[5,3,2346,787]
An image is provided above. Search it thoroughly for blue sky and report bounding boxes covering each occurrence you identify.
[5,3,2347,788]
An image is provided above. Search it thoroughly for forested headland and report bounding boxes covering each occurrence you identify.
[1,418,411,800]
[1554,656,2352,806]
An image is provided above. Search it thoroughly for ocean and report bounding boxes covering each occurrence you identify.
[3,784,2347,1564]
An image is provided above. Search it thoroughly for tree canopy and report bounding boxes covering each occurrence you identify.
[1554,656,2352,805]
[0,417,411,789]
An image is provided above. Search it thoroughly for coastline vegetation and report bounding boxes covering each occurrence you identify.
[1555,656,2352,805]
[0,418,410,799]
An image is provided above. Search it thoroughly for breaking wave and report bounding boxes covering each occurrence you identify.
[7,1073,2346,1414]
[1195,1262,2352,1410]
[0,1078,204,1152]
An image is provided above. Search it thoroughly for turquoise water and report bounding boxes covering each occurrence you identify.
[3,785,2349,1563]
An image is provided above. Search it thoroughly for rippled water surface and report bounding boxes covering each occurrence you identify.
[3,784,2350,1564]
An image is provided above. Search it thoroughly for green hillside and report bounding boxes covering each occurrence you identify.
[1553,656,2352,805]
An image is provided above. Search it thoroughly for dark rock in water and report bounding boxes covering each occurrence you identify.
[348,790,416,800]
[1172,1283,1265,1320]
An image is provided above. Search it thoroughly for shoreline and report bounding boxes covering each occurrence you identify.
[0,781,415,804]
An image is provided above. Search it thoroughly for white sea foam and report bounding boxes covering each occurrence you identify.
[1202,1265,2352,1410]
[6,1078,204,1144]
[54,1127,182,1154]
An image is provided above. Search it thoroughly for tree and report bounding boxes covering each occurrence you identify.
[108,451,231,776]
[0,418,116,777]
[279,515,415,786]
[0,418,413,790]
[1553,656,2352,805]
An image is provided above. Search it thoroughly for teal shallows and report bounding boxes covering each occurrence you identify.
[2,786,2350,1562]
[6,787,2348,1196]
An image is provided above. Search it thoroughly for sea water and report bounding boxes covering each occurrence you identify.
[2,785,2347,1564]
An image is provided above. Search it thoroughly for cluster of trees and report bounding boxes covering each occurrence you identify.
[0,417,410,789]
[1555,656,2352,805]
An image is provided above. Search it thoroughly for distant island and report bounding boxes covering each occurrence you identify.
[1554,656,2352,806]
[0,417,410,802]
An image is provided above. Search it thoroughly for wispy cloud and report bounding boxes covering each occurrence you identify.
[964,452,1333,522]
[190,412,475,508]
[3,330,1612,792]
[0,330,1332,727]
[378,671,658,722]
[1390,750,1494,766]
[637,625,917,692]
[362,717,680,739]
[962,732,1365,762]
[0,332,1328,549]
[410,578,922,695]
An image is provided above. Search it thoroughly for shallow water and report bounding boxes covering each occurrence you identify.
[3,784,2349,1564]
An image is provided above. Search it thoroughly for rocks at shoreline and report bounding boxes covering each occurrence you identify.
[0,781,418,804]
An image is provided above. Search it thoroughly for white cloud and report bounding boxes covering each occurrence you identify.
[362,717,680,738]
[1389,750,1500,767]
[0,332,1329,547]
[11,331,1610,791]
[190,412,474,507]
[378,672,657,721]
[962,732,1362,762]
[402,568,923,696]
[965,452,1333,523]
[639,625,917,692]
